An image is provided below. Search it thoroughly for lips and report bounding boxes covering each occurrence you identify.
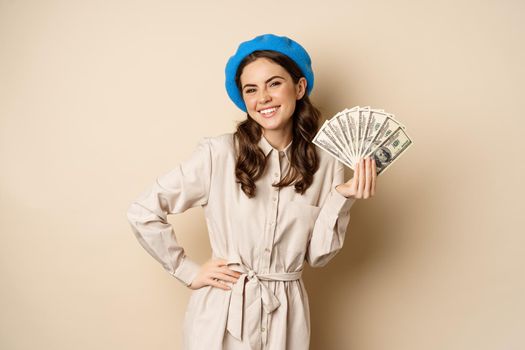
[259,106,280,118]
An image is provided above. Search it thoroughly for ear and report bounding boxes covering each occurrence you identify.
[295,77,307,100]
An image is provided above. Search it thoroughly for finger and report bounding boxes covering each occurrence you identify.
[218,267,241,278]
[210,272,239,284]
[364,158,372,199]
[371,158,377,196]
[351,160,360,193]
[358,158,365,197]
[208,278,231,290]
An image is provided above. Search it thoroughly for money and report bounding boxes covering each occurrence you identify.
[312,106,413,175]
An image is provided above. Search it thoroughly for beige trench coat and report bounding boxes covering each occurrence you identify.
[126,133,355,350]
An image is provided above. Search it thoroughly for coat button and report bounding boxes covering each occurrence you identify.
[261,327,266,332]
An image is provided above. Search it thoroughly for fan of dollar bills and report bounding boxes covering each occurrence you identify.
[313,106,413,175]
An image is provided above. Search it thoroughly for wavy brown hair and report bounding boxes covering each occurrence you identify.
[233,50,323,198]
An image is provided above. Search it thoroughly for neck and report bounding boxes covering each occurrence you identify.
[262,127,293,151]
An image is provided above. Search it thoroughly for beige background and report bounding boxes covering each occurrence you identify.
[1,0,524,349]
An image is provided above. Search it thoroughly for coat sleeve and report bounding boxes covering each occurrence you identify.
[126,137,212,287]
[306,158,355,268]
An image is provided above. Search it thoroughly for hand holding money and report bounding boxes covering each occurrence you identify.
[336,157,377,199]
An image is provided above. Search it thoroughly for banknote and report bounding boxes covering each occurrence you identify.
[342,107,359,159]
[312,121,354,168]
[313,106,413,175]
[370,126,413,175]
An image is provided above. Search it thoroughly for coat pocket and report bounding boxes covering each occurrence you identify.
[285,201,322,241]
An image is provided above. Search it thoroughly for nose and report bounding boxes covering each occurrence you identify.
[258,88,271,104]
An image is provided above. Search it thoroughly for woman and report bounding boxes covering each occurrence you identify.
[127,33,377,350]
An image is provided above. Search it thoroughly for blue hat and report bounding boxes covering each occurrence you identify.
[225,33,314,112]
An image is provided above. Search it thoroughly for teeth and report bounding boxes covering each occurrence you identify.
[260,107,278,114]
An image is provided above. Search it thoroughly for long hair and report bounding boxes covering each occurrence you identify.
[233,50,322,198]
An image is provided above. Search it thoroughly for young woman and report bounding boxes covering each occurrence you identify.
[127,33,377,350]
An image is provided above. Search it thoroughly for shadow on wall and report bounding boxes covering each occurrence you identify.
[304,164,430,348]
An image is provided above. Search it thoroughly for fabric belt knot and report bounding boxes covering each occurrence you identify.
[225,262,302,350]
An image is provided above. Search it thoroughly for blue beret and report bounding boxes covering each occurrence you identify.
[225,33,314,112]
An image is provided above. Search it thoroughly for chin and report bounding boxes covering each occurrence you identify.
[260,119,284,128]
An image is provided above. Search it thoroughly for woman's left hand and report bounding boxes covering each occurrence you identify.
[335,157,377,199]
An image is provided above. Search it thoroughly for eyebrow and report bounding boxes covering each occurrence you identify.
[242,75,285,90]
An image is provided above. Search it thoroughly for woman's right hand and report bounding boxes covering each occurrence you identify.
[188,258,241,291]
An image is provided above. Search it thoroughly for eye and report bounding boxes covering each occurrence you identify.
[244,88,256,94]
[270,81,281,87]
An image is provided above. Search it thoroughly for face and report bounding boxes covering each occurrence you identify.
[239,58,306,134]
[377,148,389,162]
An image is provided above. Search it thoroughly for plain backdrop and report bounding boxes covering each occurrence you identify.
[1,0,524,349]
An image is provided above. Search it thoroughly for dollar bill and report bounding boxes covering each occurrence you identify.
[337,106,359,161]
[327,114,355,166]
[312,121,354,168]
[357,106,370,157]
[369,126,413,175]
[361,110,389,158]
[344,107,360,163]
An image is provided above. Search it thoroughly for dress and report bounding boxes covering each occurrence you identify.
[126,132,355,350]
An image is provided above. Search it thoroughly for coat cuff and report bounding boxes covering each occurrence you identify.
[172,256,201,287]
[325,185,356,216]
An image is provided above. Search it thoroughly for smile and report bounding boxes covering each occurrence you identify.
[259,106,280,118]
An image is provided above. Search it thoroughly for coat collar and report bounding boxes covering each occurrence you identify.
[258,134,293,160]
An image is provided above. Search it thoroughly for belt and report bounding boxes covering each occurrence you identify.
[226,263,302,350]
